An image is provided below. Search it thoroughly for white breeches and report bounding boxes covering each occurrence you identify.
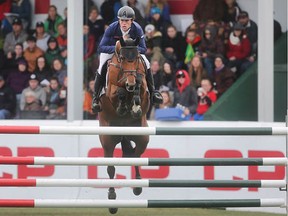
[97,53,150,75]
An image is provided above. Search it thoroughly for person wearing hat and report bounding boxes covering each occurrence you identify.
[144,0,171,23]
[5,58,30,118]
[10,0,32,31]
[147,6,171,36]
[23,35,44,73]
[212,54,235,98]
[144,23,164,64]
[45,36,62,66]
[0,75,16,119]
[172,69,198,118]
[91,5,163,113]
[33,21,51,52]
[226,22,251,78]
[3,17,28,55]
[20,73,47,111]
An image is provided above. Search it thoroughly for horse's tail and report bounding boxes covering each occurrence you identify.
[121,136,135,157]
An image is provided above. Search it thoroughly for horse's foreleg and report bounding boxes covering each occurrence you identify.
[116,87,128,116]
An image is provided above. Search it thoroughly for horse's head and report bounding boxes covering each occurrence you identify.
[118,37,140,62]
[114,37,142,92]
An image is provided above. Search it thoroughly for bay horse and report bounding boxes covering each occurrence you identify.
[98,37,150,214]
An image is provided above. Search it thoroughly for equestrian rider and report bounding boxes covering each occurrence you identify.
[92,6,163,112]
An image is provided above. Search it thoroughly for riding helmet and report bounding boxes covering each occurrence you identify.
[117,6,135,20]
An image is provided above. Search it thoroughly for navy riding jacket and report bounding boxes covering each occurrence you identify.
[98,21,147,54]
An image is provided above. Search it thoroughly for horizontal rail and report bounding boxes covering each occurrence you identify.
[0,199,284,208]
[0,157,286,166]
[0,126,287,135]
[0,179,285,188]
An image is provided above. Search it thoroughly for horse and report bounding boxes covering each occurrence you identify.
[98,37,150,214]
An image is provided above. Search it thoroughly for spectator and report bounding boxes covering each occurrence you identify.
[161,60,175,89]
[100,0,122,26]
[83,79,97,120]
[212,54,235,98]
[3,17,28,55]
[198,25,225,77]
[6,58,29,95]
[56,22,67,49]
[193,78,217,120]
[59,45,67,66]
[144,23,165,64]
[237,11,257,54]
[63,7,67,28]
[34,56,52,87]
[10,0,31,31]
[0,75,16,119]
[23,90,42,111]
[226,22,251,77]
[83,24,95,82]
[44,5,63,37]
[223,0,241,25]
[45,76,61,119]
[172,69,198,117]
[83,0,96,22]
[23,35,44,73]
[44,36,61,66]
[87,5,105,51]
[188,55,208,89]
[20,73,46,111]
[51,57,67,86]
[57,75,68,119]
[4,42,25,70]
[147,6,171,37]
[0,0,12,35]
[83,24,95,61]
[193,0,225,23]
[125,0,146,30]
[162,24,186,69]
[5,58,30,117]
[150,59,162,91]
[145,0,171,23]
[184,29,201,66]
[33,21,50,52]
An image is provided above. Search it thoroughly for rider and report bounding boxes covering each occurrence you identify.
[92,6,163,113]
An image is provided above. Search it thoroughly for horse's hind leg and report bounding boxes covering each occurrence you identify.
[107,165,118,214]
[133,166,142,196]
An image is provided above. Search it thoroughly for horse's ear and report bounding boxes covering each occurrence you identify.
[135,36,140,45]
[119,37,125,47]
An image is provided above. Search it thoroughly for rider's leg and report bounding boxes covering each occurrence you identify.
[146,69,163,105]
[92,72,103,113]
[92,53,112,113]
[140,54,163,105]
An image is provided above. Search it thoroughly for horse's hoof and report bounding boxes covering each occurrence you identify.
[133,187,142,196]
[108,190,117,200]
[109,208,118,214]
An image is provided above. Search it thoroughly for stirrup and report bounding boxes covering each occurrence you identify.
[151,91,163,105]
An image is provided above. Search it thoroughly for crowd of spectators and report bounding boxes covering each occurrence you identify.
[0,0,283,120]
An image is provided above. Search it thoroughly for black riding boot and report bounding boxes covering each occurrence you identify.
[146,69,163,105]
[92,72,103,113]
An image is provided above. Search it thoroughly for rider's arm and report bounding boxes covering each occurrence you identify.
[98,26,116,54]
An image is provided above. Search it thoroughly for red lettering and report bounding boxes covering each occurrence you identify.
[18,147,54,179]
[248,150,285,191]
[0,147,13,178]
[204,150,243,191]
